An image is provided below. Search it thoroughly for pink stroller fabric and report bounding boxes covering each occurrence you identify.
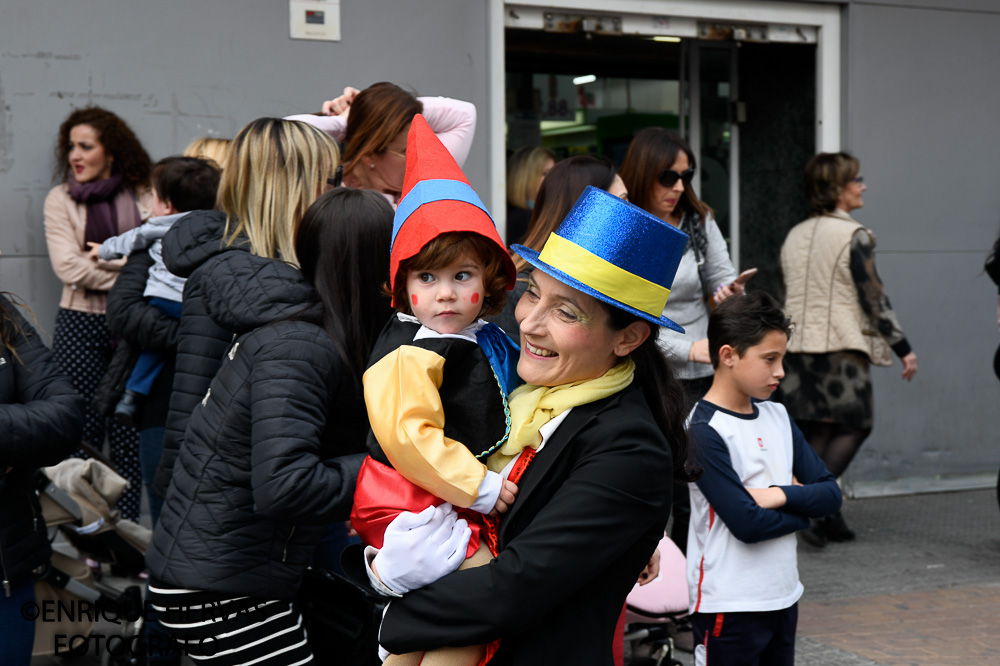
[626,536,689,622]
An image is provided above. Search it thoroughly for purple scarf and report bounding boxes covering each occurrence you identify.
[67,173,142,246]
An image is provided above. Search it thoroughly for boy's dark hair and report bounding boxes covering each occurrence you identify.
[152,156,221,212]
[707,291,792,368]
[391,232,510,318]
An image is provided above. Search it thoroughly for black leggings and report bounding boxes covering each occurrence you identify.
[797,420,871,478]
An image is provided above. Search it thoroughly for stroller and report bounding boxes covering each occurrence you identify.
[32,456,152,665]
[623,536,691,666]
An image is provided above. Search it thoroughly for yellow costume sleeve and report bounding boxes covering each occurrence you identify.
[363,345,487,508]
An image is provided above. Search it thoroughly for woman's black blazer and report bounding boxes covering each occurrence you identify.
[378,382,674,665]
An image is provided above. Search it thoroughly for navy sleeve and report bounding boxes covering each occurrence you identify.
[691,422,808,543]
[776,418,843,518]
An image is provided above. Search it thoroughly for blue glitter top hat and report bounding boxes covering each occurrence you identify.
[511,186,688,331]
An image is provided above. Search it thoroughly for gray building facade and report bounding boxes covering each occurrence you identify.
[0,0,996,496]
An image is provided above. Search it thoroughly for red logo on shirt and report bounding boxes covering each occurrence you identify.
[757,437,767,452]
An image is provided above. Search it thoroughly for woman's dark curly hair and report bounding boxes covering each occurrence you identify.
[54,106,152,188]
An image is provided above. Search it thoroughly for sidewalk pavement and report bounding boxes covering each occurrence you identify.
[32,488,1000,665]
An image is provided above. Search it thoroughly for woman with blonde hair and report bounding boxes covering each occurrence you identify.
[151,117,339,499]
[182,136,231,170]
[505,146,556,245]
[44,105,153,520]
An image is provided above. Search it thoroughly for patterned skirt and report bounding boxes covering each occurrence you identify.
[776,350,873,430]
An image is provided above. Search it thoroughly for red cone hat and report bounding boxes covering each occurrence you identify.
[389,115,515,306]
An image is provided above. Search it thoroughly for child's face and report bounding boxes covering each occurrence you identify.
[730,330,787,400]
[406,253,485,335]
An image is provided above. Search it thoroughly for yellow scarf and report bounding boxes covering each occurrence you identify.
[487,358,636,472]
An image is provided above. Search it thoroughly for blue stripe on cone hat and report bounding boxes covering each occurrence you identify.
[512,186,689,332]
[389,114,515,307]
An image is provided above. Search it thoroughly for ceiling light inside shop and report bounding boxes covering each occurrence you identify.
[651,36,682,43]
[572,74,597,85]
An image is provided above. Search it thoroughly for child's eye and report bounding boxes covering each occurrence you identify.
[418,273,435,283]
[455,271,471,281]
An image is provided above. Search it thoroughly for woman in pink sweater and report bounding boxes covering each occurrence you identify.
[43,106,153,520]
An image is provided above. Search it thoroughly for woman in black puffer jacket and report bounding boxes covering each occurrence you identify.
[0,292,84,666]
[152,118,340,501]
[146,189,394,665]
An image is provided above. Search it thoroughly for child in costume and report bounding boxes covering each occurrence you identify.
[351,114,520,666]
[89,156,220,424]
[686,291,842,665]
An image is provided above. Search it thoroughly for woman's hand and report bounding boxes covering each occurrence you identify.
[371,504,471,594]
[900,352,918,381]
[745,486,787,510]
[86,242,101,262]
[637,548,660,586]
[688,339,711,364]
[713,268,758,305]
[491,479,519,516]
[322,86,360,116]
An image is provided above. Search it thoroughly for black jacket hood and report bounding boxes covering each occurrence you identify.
[201,251,323,335]
[161,210,249,279]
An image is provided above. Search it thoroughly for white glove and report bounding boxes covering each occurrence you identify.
[372,504,471,594]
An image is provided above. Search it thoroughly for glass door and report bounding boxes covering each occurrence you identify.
[688,41,739,267]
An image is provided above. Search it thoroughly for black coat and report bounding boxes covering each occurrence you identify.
[145,252,367,599]
[102,250,179,430]
[153,210,248,497]
[0,296,84,586]
[378,384,673,665]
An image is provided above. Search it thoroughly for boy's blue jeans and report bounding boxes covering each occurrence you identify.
[125,297,182,395]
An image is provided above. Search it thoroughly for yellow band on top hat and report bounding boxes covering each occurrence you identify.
[538,233,671,317]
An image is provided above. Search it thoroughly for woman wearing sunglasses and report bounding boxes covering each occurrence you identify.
[620,129,752,400]
[778,152,917,547]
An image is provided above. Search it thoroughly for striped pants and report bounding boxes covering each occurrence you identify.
[53,308,141,520]
[147,583,313,666]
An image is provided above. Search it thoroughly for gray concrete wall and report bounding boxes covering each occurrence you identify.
[840,0,1000,493]
[0,0,491,335]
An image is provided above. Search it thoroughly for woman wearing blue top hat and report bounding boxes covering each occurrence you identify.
[362,186,696,664]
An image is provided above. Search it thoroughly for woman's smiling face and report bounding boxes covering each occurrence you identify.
[515,270,626,387]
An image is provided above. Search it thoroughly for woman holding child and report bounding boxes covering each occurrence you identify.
[44,106,153,520]
[151,117,340,500]
[363,183,694,664]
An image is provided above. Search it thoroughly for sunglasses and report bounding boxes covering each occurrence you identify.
[658,168,696,188]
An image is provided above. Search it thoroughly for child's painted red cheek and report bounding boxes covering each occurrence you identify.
[471,293,480,304]
[411,295,419,306]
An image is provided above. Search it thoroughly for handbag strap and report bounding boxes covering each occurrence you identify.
[681,213,713,305]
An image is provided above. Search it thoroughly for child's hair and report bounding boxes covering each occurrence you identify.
[296,188,394,385]
[183,137,232,170]
[391,232,509,318]
[151,156,221,213]
[707,291,792,368]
